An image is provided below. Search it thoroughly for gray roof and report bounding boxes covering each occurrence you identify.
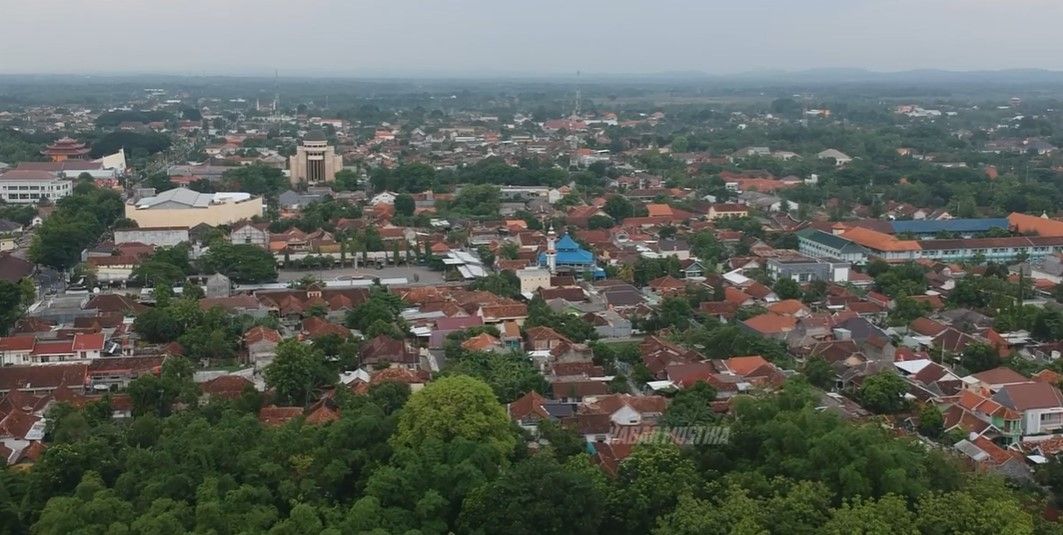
[798,229,866,253]
[304,129,327,142]
[136,187,212,208]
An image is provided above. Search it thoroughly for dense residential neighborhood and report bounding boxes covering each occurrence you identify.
[4,68,1063,532]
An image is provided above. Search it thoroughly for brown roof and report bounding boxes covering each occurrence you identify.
[84,294,147,315]
[525,326,569,343]
[461,333,501,351]
[360,335,417,365]
[0,254,33,284]
[244,326,281,345]
[0,364,88,392]
[997,382,1063,411]
[508,391,551,421]
[742,313,797,335]
[909,317,946,337]
[201,375,254,398]
[582,393,668,415]
[258,405,303,426]
[480,303,528,321]
[969,367,1030,387]
[550,379,609,399]
[539,286,587,302]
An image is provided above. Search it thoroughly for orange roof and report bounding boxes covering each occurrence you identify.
[461,333,500,351]
[725,355,770,376]
[742,313,797,334]
[646,204,674,217]
[1009,212,1063,237]
[767,299,808,316]
[841,226,920,252]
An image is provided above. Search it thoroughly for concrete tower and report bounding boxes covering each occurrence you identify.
[546,225,557,274]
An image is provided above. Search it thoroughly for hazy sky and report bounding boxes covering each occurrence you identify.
[2,0,1061,76]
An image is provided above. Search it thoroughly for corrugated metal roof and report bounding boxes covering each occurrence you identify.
[890,218,1009,234]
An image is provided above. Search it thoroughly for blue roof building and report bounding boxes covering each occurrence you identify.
[539,234,605,279]
[889,218,1009,237]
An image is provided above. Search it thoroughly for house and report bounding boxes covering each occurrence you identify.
[230,222,270,248]
[817,149,852,166]
[579,394,668,436]
[741,313,798,340]
[360,335,420,370]
[966,367,1032,396]
[767,254,850,283]
[652,239,691,261]
[461,332,504,352]
[680,259,705,279]
[525,326,570,352]
[707,203,748,220]
[244,326,281,368]
[994,382,1063,436]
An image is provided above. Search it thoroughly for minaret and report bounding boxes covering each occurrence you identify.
[546,225,557,274]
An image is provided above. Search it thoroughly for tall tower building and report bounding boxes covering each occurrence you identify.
[289,129,343,186]
[546,225,557,274]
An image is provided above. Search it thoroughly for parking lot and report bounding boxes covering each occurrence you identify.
[277,264,447,285]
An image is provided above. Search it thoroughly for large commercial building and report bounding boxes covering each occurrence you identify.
[289,130,343,186]
[125,187,263,228]
[0,169,72,204]
[799,213,1063,264]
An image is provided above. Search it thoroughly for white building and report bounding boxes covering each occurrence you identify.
[114,226,190,247]
[0,170,72,204]
[517,267,551,295]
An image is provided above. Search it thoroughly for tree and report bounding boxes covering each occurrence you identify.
[858,372,909,414]
[0,280,29,335]
[670,135,690,153]
[459,456,606,535]
[607,441,698,535]
[133,307,184,343]
[587,214,615,229]
[199,243,277,283]
[126,358,198,416]
[773,277,802,300]
[822,495,917,535]
[888,296,931,327]
[444,351,548,403]
[219,164,286,196]
[393,194,415,217]
[29,186,123,270]
[960,342,1000,373]
[449,184,501,218]
[392,376,516,463]
[803,356,835,389]
[660,382,717,427]
[264,340,334,406]
[603,195,634,221]
[470,272,520,299]
[918,404,944,439]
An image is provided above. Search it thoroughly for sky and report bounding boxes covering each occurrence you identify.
[1,0,1061,77]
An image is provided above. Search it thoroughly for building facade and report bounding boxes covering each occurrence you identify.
[0,170,72,204]
[125,188,264,227]
[289,131,343,186]
[767,255,850,283]
[113,227,190,247]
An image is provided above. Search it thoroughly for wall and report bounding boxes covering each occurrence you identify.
[125,197,263,227]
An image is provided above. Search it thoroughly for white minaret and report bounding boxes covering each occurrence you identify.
[546,225,557,274]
